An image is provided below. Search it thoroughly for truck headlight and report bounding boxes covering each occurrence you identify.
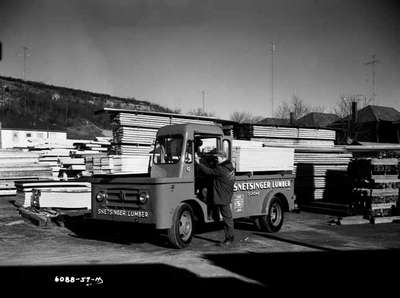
[139,192,150,204]
[96,191,108,202]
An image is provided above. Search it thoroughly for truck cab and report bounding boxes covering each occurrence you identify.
[91,123,295,248]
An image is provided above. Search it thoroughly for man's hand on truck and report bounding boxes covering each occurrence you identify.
[194,153,200,164]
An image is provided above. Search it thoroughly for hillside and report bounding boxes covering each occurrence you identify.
[0,76,175,139]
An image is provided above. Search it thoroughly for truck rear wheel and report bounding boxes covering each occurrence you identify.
[167,203,194,248]
[256,196,284,233]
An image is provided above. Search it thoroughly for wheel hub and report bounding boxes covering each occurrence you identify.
[178,211,192,241]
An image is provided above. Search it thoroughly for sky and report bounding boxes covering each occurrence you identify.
[0,0,399,119]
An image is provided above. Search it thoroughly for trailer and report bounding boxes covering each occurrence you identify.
[91,123,296,248]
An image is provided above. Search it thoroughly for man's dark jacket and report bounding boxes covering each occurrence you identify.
[197,160,235,205]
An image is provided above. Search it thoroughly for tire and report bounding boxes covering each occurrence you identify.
[167,203,195,248]
[256,196,284,233]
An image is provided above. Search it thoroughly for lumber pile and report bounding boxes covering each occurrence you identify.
[0,150,53,196]
[87,155,150,175]
[235,124,336,148]
[37,148,71,178]
[72,138,111,154]
[234,124,352,203]
[294,148,353,202]
[15,180,91,209]
[231,145,294,172]
[349,158,400,218]
[110,111,216,156]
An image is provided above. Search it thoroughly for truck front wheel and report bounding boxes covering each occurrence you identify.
[256,197,284,233]
[167,203,194,248]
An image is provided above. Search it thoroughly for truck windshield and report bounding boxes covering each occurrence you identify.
[153,135,183,164]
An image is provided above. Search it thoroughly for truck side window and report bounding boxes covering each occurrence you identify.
[153,135,183,164]
[185,140,193,163]
[223,139,231,160]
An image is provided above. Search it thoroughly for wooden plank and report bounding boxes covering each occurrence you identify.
[371,216,400,224]
[18,208,50,227]
[337,216,370,225]
[232,146,294,172]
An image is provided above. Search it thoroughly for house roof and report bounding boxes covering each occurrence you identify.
[330,105,400,126]
[296,112,339,128]
[257,117,291,126]
[356,105,400,122]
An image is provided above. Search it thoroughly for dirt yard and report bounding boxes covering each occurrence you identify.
[1,196,399,291]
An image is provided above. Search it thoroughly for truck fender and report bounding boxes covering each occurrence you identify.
[261,191,289,215]
[182,199,206,225]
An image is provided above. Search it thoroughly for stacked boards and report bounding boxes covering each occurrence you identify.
[234,124,352,203]
[0,150,53,196]
[15,180,91,209]
[109,110,217,156]
[72,138,111,154]
[88,155,150,175]
[235,124,336,148]
[294,148,353,202]
[349,158,400,217]
[231,141,294,172]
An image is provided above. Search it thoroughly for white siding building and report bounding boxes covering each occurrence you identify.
[0,128,67,149]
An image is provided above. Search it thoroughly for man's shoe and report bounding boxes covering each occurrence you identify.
[218,238,234,246]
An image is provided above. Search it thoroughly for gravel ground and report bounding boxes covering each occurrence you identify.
[1,196,399,291]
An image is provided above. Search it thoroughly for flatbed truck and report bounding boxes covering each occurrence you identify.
[91,123,296,248]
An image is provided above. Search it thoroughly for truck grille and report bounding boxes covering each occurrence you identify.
[106,189,140,205]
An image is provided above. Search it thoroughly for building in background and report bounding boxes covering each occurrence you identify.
[0,125,67,149]
[329,105,400,144]
[296,112,339,128]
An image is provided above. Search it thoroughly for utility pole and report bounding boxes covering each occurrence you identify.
[271,41,275,117]
[22,46,30,80]
[201,90,206,114]
[364,54,380,105]
[18,46,31,114]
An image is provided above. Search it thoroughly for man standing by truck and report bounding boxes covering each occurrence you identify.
[195,151,235,246]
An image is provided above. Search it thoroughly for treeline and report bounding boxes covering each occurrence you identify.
[0,76,175,136]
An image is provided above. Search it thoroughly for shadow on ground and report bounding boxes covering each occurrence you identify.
[61,215,246,248]
[203,249,400,293]
[0,263,265,291]
[61,214,170,247]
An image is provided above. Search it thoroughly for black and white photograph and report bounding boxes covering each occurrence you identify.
[0,0,400,292]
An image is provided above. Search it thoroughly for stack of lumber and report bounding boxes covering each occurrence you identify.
[72,138,111,154]
[294,148,353,202]
[90,155,150,175]
[38,149,70,178]
[234,124,352,203]
[113,127,158,145]
[236,124,336,148]
[0,150,53,196]
[111,111,216,155]
[80,153,108,175]
[345,143,400,158]
[231,145,294,172]
[349,158,400,217]
[113,144,153,156]
[15,180,91,209]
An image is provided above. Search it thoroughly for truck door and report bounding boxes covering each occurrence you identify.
[193,134,220,203]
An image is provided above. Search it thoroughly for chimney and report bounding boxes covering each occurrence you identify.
[289,112,295,126]
[350,101,358,141]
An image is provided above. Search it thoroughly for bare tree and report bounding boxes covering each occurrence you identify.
[274,95,320,120]
[332,95,372,118]
[188,108,215,117]
[230,111,264,123]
